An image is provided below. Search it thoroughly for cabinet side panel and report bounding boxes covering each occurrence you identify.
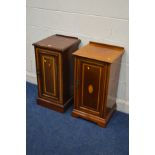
[34,47,42,97]
[106,57,122,111]
[74,57,79,109]
[62,44,79,103]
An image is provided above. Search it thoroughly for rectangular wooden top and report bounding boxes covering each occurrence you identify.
[73,42,124,63]
[33,34,81,52]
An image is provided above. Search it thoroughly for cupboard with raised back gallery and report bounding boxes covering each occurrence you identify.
[33,34,80,112]
[72,42,124,127]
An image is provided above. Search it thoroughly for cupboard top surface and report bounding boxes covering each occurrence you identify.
[73,42,124,63]
[33,34,80,52]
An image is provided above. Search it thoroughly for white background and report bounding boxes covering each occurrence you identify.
[0,0,155,155]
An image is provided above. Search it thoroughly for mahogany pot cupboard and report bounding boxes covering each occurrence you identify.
[72,42,124,127]
[33,34,81,112]
[33,34,124,127]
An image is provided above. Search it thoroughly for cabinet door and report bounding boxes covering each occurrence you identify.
[36,48,60,100]
[75,58,107,116]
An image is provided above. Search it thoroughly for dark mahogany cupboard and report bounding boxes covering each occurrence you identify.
[33,34,80,112]
[72,42,124,127]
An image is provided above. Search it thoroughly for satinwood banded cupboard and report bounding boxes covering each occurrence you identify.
[72,42,124,127]
[33,34,81,112]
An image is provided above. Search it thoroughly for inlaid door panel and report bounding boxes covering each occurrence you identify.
[77,59,107,116]
[37,49,59,100]
[82,63,101,110]
[41,55,56,96]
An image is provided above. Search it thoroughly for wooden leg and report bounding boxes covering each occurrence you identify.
[72,112,79,118]
[97,122,106,128]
